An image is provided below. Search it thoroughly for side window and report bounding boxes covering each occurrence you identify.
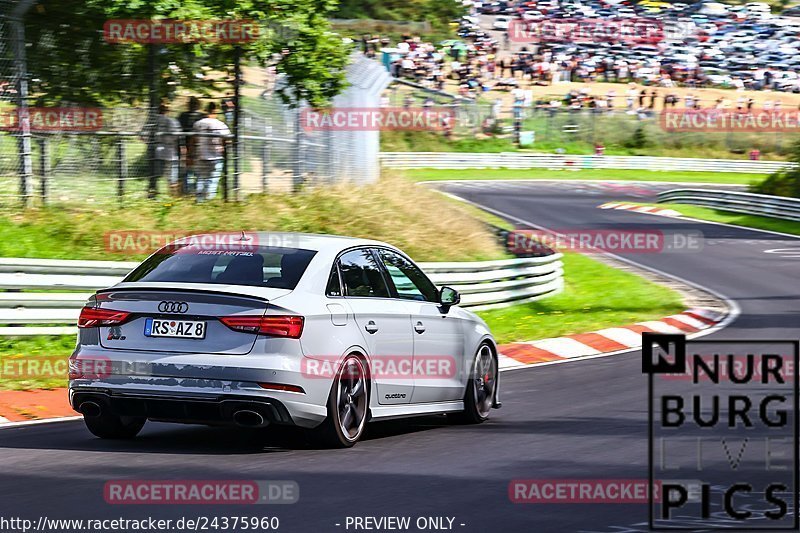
[338,249,390,298]
[326,265,342,296]
[377,249,439,302]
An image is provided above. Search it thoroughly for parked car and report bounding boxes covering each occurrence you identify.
[493,15,513,29]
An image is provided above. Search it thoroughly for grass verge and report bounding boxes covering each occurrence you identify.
[0,336,76,391]
[404,168,766,186]
[477,253,685,345]
[0,174,506,262]
[654,203,800,237]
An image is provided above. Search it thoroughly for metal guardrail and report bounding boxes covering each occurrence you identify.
[657,189,800,222]
[0,255,564,335]
[380,152,793,174]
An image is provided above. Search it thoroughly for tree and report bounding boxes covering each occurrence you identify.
[335,0,464,32]
[752,139,800,198]
[23,0,350,107]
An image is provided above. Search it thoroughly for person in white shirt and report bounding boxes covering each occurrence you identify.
[511,87,524,105]
[192,102,231,202]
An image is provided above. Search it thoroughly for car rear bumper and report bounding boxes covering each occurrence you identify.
[69,378,329,428]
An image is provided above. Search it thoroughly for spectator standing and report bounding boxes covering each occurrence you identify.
[606,90,616,112]
[221,98,235,124]
[491,98,503,119]
[178,97,206,196]
[625,84,637,111]
[143,103,181,198]
[193,102,231,202]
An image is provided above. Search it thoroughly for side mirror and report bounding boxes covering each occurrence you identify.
[439,286,461,311]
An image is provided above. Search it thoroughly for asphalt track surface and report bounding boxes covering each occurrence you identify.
[1,180,799,532]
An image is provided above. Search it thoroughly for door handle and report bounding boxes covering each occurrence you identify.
[414,321,426,334]
[365,321,379,334]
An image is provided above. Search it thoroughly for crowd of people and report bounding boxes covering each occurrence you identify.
[542,85,786,114]
[142,96,231,201]
[378,31,789,100]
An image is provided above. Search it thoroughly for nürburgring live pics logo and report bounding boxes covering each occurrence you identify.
[643,333,799,529]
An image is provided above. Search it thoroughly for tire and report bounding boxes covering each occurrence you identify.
[310,354,369,448]
[83,412,146,439]
[455,343,497,424]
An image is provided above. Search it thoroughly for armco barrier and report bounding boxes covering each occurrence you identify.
[380,152,792,174]
[657,189,800,222]
[0,255,564,335]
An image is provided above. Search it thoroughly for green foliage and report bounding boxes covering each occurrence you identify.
[24,0,349,107]
[335,0,464,31]
[751,139,800,198]
[381,130,515,152]
[623,124,650,149]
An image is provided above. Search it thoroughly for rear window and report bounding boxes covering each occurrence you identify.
[123,245,317,290]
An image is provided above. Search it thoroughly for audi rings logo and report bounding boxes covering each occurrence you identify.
[158,301,189,313]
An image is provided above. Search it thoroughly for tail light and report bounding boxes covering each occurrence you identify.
[220,315,304,338]
[77,307,131,328]
[258,382,305,393]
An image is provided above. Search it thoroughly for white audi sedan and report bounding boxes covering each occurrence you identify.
[69,233,500,447]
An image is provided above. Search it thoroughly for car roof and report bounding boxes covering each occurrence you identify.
[172,232,393,253]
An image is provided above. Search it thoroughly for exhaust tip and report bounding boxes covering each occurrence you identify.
[233,410,266,428]
[80,401,102,418]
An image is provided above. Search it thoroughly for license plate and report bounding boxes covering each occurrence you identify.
[144,318,206,339]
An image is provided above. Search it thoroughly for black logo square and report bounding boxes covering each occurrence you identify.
[642,332,686,374]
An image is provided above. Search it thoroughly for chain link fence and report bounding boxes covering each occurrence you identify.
[387,82,796,156]
[0,4,390,207]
